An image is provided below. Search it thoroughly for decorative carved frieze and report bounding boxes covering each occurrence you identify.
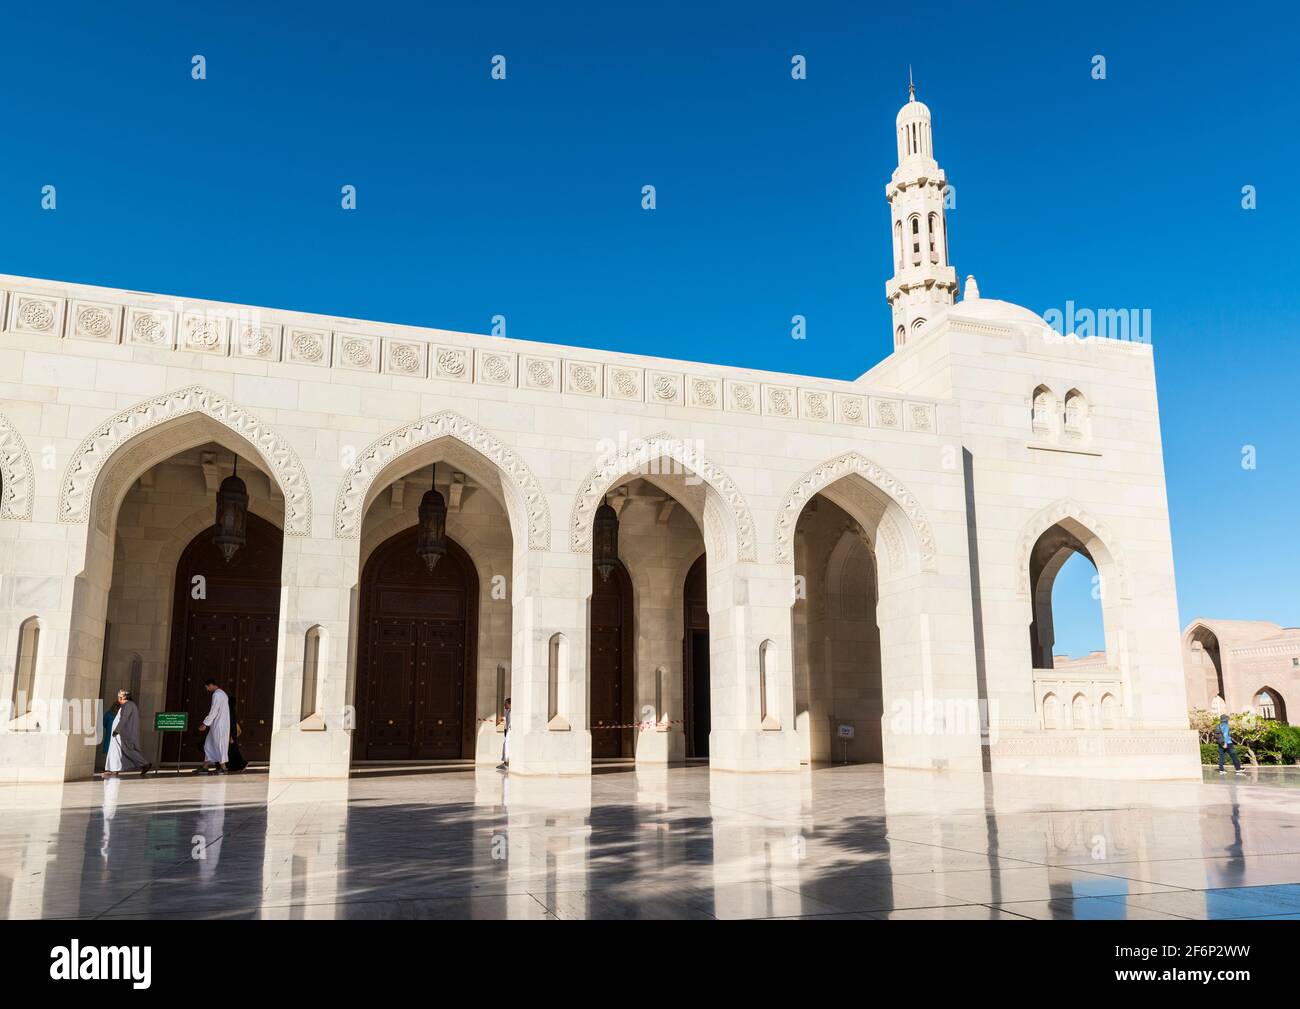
[233,322,282,361]
[564,360,602,397]
[605,365,643,401]
[432,345,471,382]
[125,308,176,349]
[647,371,683,405]
[520,355,558,391]
[68,301,122,344]
[726,380,759,414]
[476,350,517,387]
[8,294,64,337]
[334,332,380,373]
[180,312,230,356]
[384,339,426,377]
[285,327,331,367]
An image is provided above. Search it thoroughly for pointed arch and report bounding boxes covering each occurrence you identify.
[570,432,756,562]
[0,410,36,520]
[58,386,312,536]
[1014,499,1130,600]
[334,410,550,549]
[774,452,936,571]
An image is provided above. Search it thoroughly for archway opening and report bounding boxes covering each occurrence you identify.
[352,441,516,765]
[1028,522,1104,670]
[791,494,884,763]
[94,439,286,768]
[1254,688,1287,723]
[1187,624,1225,707]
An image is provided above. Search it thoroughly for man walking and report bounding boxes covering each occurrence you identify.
[105,689,152,777]
[1217,713,1246,776]
[197,679,231,774]
[497,697,511,771]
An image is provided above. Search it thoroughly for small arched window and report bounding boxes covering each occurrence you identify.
[895,325,906,349]
[909,216,921,264]
[893,220,903,269]
[548,633,570,729]
[1063,389,1087,439]
[927,212,939,263]
[1032,385,1055,436]
[1100,693,1118,729]
[12,617,40,716]
[912,317,927,333]
[301,626,323,720]
[1255,690,1277,720]
[1042,693,1060,730]
[759,640,780,730]
[1072,693,1090,730]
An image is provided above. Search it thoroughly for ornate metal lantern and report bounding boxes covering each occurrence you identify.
[417,463,448,571]
[592,495,619,582]
[213,455,248,563]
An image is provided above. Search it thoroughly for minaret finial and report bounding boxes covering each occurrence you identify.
[908,65,915,101]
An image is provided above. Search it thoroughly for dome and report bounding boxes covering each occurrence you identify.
[949,297,1047,327]
[896,98,931,125]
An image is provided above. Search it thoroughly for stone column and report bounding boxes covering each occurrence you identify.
[268,534,357,779]
[505,549,591,775]
[705,555,802,773]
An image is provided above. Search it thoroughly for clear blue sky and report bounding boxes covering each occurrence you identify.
[2,1,1295,654]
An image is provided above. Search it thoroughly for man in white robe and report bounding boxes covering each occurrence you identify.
[198,679,231,773]
[105,690,151,776]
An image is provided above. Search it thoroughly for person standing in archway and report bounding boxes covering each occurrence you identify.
[197,679,231,774]
[1217,714,1245,776]
[497,697,511,771]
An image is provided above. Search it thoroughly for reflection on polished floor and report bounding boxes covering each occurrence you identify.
[2,764,1299,920]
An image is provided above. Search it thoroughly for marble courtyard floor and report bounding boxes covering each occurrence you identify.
[2,763,1299,920]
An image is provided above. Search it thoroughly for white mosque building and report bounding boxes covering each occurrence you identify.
[0,86,1199,782]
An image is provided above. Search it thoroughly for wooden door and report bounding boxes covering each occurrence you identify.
[354,528,477,761]
[589,561,632,758]
[166,514,283,763]
[683,555,710,759]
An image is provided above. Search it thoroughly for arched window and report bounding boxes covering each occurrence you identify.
[1042,692,1060,730]
[12,617,40,716]
[301,625,323,720]
[1211,695,1225,716]
[759,639,780,730]
[1063,389,1088,439]
[894,220,903,269]
[910,216,921,265]
[547,633,569,728]
[1100,693,1118,729]
[911,317,927,334]
[1254,688,1286,722]
[1071,693,1089,730]
[1032,385,1055,436]
[927,212,939,263]
[895,325,906,349]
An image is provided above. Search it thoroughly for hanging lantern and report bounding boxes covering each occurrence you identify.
[417,463,448,571]
[213,455,248,564]
[593,495,619,582]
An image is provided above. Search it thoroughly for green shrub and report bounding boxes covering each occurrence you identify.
[1200,743,1218,765]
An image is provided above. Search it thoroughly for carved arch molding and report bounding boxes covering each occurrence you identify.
[58,385,313,536]
[0,411,35,520]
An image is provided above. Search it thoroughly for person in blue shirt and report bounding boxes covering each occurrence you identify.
[1217,714,1245,776]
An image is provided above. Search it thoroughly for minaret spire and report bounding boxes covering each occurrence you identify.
[884,80,957,349]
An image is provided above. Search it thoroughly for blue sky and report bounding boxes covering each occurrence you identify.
[1,1,1295,654]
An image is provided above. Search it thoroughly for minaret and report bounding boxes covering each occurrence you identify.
[885,72,957,349]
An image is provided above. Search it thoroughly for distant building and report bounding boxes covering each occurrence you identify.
[1183,620,1299,722]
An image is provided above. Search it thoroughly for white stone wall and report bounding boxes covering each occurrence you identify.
[0,275,1199,781]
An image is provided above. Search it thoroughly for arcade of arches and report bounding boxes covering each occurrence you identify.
[0,404,1199,783]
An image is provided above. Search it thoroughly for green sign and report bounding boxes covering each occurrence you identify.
[154,711,188,731]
